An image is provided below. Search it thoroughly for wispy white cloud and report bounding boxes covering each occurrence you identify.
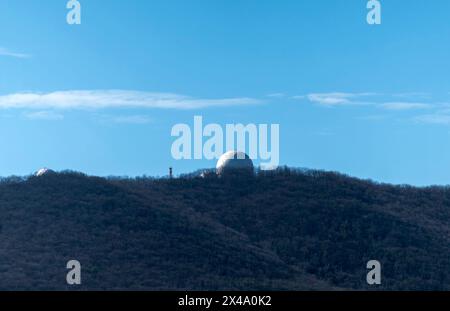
[0,47,31,59]
[379,102,432,111]
[304,92,377,106]
[0,90,260,110]
[307,93,355,105]
[291,95,305,100]
[392,92,431,99]
[414,114,450,125]
[303,92,437,113]
[266,93,286,98]
[24,111,64,121]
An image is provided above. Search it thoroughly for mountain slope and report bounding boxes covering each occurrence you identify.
[0,169,449,290]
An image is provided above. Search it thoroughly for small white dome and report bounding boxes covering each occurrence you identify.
[216,151,254,176]
[35,168,54,177]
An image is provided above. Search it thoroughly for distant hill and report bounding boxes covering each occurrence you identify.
[0,168,449,290]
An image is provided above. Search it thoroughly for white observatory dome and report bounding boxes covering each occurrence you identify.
[35,168,54,177]
[216,151,254,176]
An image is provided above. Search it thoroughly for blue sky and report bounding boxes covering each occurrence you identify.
[1,0,450,185]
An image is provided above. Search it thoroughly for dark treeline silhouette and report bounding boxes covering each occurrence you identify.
[0,167,449,290]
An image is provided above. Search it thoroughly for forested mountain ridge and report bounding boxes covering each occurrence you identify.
[0,168,449,290]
